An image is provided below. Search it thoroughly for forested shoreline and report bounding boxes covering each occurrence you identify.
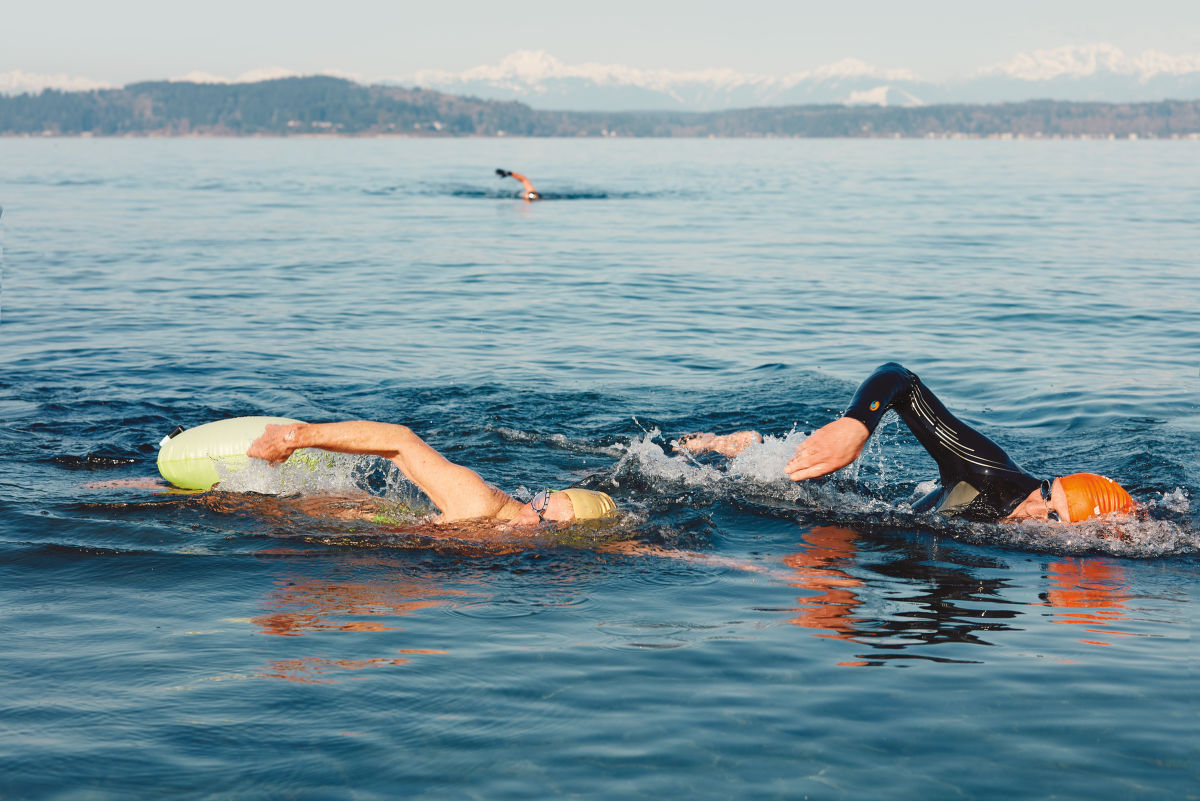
[3,76,1199,138]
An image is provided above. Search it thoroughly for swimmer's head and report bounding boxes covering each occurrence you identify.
[510,488,617,526]
[1057,473,1135,522]
[559,488,617,521]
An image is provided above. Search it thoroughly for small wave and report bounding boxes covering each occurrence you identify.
[52,178,106,187]
[488,425,622,457]
[50,453,139,470]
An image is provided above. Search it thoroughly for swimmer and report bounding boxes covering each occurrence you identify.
[496,168,540,201]
[247,420,615,528]
[680,362,1136,524]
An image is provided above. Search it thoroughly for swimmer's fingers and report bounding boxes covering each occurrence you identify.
[248,423,303,465]
[785,418,869,482]
[675,432,717,452]
[786,460,842,482]
[495,168,510,177]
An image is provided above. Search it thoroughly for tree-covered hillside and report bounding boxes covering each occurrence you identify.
[3,76,1198,138]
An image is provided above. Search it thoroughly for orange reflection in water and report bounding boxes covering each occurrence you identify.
[1043,559,1133,646]
[252,560,466,683]
[262,649,451,685]
[252,574,454,636]
[781,526,864,649]
[263,655,418,685]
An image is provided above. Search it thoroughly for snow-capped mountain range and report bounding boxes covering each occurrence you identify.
[5,44,1200,109]
[401,45,1200,110]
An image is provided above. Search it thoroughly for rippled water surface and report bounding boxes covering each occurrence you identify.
[2,138,1198,800]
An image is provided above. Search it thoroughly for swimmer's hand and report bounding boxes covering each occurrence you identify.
[248,423,304,466]
[786,417,870,481]
[496,168,511,177]
[677,430,762,458]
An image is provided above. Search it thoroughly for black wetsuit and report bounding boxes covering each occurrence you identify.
[842,363,1041,522]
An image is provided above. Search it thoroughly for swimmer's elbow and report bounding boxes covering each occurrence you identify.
[874,361,909,375]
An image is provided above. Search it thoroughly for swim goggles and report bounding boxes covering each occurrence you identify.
[1040,480,1061,522]
[531,489,552,522]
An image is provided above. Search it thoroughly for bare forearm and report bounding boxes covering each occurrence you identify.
[678,430,763,458]
[292,421,416,459]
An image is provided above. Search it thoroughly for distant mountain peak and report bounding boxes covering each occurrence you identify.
[845,85,926,106]
[412,50,915,92]
[977,43,1200,81]
[0,69,114,95]
[169,67,302,84]
[804,58,918,83]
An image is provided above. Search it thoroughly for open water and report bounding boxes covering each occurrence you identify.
[1,137,1198,800]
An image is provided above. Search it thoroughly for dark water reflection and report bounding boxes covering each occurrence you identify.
[774,525,1146,664]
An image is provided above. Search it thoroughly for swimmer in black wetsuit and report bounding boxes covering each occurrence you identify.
[840,362,1039,520]
[680,363,1136,524]
[496,168,540,201]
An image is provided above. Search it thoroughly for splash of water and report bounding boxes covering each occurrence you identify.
[214,450,423,504]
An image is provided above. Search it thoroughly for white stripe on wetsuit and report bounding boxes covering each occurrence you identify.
[909,383,1013,472]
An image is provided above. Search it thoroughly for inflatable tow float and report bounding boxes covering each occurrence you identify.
[157,416,303,490]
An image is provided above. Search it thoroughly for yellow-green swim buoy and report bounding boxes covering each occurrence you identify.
[157,416,304,490]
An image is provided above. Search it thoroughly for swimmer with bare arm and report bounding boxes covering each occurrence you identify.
[681,363,1136,525]
[248,421,614,527]
[496,168,540,201]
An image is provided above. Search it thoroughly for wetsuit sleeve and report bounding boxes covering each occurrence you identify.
[841,363,1040,519]
[844,362,916,433]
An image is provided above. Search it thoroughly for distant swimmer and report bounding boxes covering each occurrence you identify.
[496,168,540,201]
[248,420,616,528]
[680,362,1136,525]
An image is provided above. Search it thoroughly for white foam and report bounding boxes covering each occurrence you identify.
[213,450,416,500]
[996,510,1200,558]
[617,428,839,508]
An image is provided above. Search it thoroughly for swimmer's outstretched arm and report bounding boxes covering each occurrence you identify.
[248,422,514,522]
[677,431,764,458]
[679,421,868,480]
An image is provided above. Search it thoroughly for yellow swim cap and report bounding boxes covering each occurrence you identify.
[560,488,617,521]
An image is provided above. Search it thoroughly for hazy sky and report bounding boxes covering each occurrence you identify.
[5,0,1199,84]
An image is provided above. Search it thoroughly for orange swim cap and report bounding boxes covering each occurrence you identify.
[1058,473,1135,522]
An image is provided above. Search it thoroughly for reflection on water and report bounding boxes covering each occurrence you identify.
[262,656,421,685]
[782,526,864,642]
[1041,559,1134,646]
[252,571,457,636]
[251,520,1156,680]
[775,526,1168,664]
[780,526,1020,665]
[250,559,461,683]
